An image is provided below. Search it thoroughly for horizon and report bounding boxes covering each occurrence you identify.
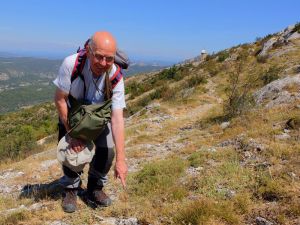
[0,0,299,62]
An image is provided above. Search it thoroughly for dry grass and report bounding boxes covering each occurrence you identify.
[1,32,300,225]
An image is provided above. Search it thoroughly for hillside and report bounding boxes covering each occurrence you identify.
[0,23,300,224]
[0,56,166,114]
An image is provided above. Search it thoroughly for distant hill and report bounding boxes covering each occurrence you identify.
[0,56,166,113]
[125,62,166,76]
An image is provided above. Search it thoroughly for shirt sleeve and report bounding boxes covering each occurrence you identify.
[111,77,126,110]
[53,55,76,94]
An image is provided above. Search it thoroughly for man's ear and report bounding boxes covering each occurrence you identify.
[86,45,90,55]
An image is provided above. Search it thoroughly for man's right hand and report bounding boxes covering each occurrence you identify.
[69,137,85,152]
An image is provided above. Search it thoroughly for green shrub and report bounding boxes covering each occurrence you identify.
[261,67,281,85]
[292,22,300,33]
[0,210,28,225]
[130,157,187,196]
[289,199,300,216]
[256,55,268,63]
[159,66,177,79]
[161,86,177,101]
[224,79,254,119]
[0,102,57,161]
[217,50,230,62]
[149,88,162,100]
[203,60,220,76]
[252,170,288,202]
[126,66,188,101]
[261,33,274,43]
[126,80,147,98]
[185,74,207,87]
[223,64,255,119]
[188,151,210,167]
[175,199,240,225]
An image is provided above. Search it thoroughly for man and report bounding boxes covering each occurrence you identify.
[53,31,127,213]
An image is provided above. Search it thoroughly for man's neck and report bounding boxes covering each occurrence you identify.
[92,70,104,79]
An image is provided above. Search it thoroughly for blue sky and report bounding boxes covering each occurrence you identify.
[0,0,299,62]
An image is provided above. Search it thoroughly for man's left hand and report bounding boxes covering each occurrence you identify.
[114,160,128,189]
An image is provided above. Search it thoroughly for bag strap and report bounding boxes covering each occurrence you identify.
[104,71,112,101]
[110,65,123,89]
[103,65,123,100]
[71,50,87,97]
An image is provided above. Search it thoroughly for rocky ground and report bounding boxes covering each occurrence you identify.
[1,24,300,225]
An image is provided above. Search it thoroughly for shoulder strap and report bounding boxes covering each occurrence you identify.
[71,50,87,97]
[110,65,123,89]
[103,65,124,100]
[71,50,87,83]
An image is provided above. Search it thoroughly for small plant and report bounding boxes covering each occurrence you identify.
[217,50,230,62]
[175,199,240,225]
[130,157,187,196]
[292,22,300,33]
[202,60,220,76]
[0,210,28,225]
[187,150,216,168]
[223,62,255,119]
[256,55,268,63]
[256,174,286,201]
[185,74,206,87]
[261,66,281,85]
[261,33,274,43]
[255,37,262,42]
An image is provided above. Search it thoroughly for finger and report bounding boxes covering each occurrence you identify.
[73,146,78,152]
[119,174,126,188]
[74,145,81,153]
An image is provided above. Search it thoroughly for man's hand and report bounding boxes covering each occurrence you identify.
[68,137,85,153]
[114,160,128,188]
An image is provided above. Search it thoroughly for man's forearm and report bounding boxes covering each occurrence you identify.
[57,101,70,131]
[54,90,70,131]
[111,110,125,161]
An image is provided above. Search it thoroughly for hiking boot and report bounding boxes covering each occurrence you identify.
[62,188,77,213]
[88,189,112,207]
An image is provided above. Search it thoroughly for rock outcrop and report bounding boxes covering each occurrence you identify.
[254,73,300,108]
[258,24,299,57]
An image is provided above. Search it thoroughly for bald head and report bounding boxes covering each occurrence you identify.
[90,31,117,55]
[87,31,117,75]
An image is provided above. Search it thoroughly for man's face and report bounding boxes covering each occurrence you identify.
[88,45,115,75]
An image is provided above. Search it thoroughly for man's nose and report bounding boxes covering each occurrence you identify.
[99,59,107,67]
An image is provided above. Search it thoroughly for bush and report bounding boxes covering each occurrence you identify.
[256,55,268,63]
[261,67,281,85]
[126,80,147,98]
[203,60,220,76]
[185,74,206,87]
[217,50,230,62]
[126,65,189,101]
[0,103,57,161]
[292,22,300,33]
[223,64,255,119]
[255,173,287,201]
[161,86,177,101]
[175,199,240,225]
[159,66,177,79]
[130,157,187,196]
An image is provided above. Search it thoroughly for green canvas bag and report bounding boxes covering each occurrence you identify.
[67,70,113,141]
[67,98,112,141]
